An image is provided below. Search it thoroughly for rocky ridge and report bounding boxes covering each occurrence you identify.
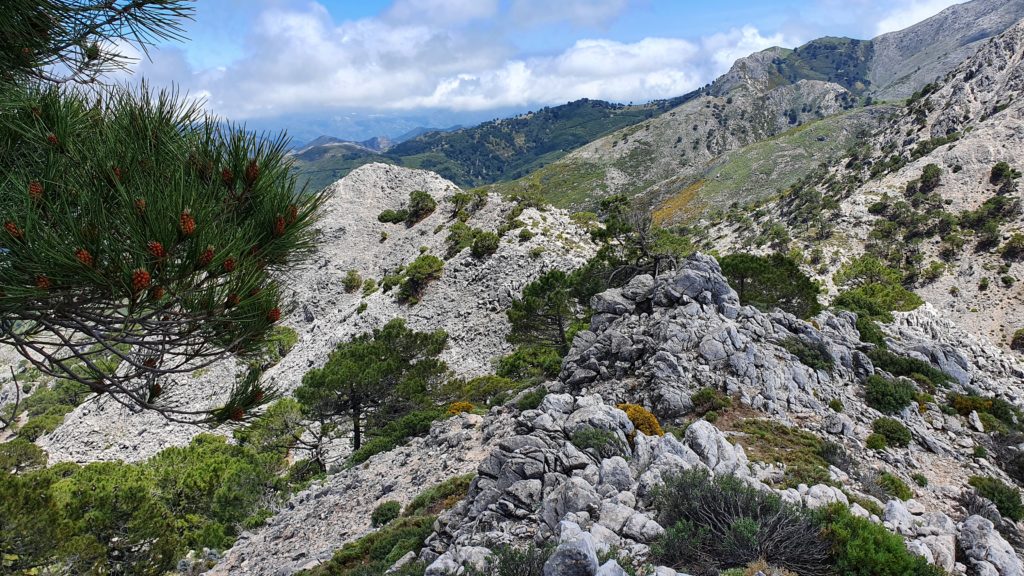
[34,163,595,464]
[216,255,1024,576]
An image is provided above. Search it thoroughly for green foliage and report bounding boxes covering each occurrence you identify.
[779,336,834,371]
[403,474,474,518]
[296,319,447,461]
[507,270,578,356]
[0,438,47,473]
[948,394,1023,432]
[1002,234,1024,261]
[833,255,921,341]
[0,84,322,422]
[407,191,437,224]
[969,476,1024,521]
[442,375,522,407]
[399,255,444,303]
[371,501,401,527]
[720,253,822,318]
[378,209,408,224]
[829,398,844,412]
[912,473,928,487]
[865,375,917,414]
[464,545,553,576]
[991,162,1021,185]
[866,433,888,450]
[497,345,563,381]
[347,408,446,466]
[261,325,299,366]
[820,504,944,576]
[470,231,501,258]
[516,388,548,411]
[653,470,832,575]
[21,379,90,417]
[872,418,911,448]
[299,515,436,576]
[1012,329,1024,352]
[343,270,363,293]
[877,473,912,500]
[867,348,951,388]
[690,387,732,416]
[571,427,625,458]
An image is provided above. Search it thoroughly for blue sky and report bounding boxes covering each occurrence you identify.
[122,0,966,140]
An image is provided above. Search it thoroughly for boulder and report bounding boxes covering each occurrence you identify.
[959,515,1024,576]
[544,532,599,576]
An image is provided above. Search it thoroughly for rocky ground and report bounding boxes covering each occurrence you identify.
[210,255,1024,576]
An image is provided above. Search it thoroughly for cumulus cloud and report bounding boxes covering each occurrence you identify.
[134,1,797,119]
[874,0,965,35]
[386,0,500,25]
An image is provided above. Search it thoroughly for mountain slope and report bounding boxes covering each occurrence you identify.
[288,97,694,193]
[495,0,1024,215]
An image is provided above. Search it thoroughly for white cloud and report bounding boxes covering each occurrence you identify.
[123,2,800,119]
[874,0,965,35]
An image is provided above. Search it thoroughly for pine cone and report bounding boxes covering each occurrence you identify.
[35,275,50,290]
[112,167,123,182]
[147,241,166,259]
[134,198,147,214]
[198,245,215,267]
[229,407,245,421]
[75,248,94,267]
[222,257,236,273]
[273,214,286,237]
[149,285,165,300]
[179,209,196,236]
[244,160,259,187]
[221,167,235,189]
[4,221,23,239]
[28,180,43,201]
[266,307,281,322]
[46,133,59,146]
[286,204,299,224]
[131,268,151,293]
[225,293,240,308]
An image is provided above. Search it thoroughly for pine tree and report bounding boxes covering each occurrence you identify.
[0,1,325,424]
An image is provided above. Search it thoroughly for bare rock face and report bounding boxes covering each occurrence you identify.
[36,164,596,464]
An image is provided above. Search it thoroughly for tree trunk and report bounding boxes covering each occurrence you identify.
[352,399,361,450]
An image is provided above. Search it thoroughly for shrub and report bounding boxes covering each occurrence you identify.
[442,375,521,406]
[691,387,732,416]
[497,346,562,380]
[949,393,1023,431]
[403,474,473,518]
[969,476,1024,521]
[0,437,47,473]
[866,433,887,450]
[1012,329,1024,352]
[819,440,851,471]
[979,277,990,291]
[570,427,624,458]
[779,336,834,371]
[829,398,844,412]
[912,473,928,487]
[362,278,379,296]
[652,470,832,575]
[1002,234,1024,261]
[516,388,547,411]
[877,472,912,500]
[447,401,475,416]
[820,504,944,576]
[378,208,408,224]
[872,418,911,448]
[465,545,553,576]
[864,375,916,414]
[518,228,535,242]
[407,190,437,224]
[371,501,401,527]
[617,403,664,437]
[343,270,363,293]
[398,254,444,303]
[18,412,65,441]
[301,515,435,576]
[974,446,989,459]
[470,231,501,258]
[867,348,951,388]
[348,408,445,466]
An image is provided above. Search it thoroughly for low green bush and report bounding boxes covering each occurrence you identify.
[464,545,553,576]
[867,348,951,388]
[0,437,47,473]
[516,388,548,411]
[912,473,928,487]
[299,516,435,576]
[18,411,65,440]
[820,504,944,576]
[864,375,916,414]
[348,408,445,466]
[343,269,363,293]
[403,474,474,518]
[872,418,911,448]
[652,470,831,575]
[497,346,562,380]
[779,336,834,371]
[470,231,500,258]
[866,433,887,450]
[829,398,844,412]
[571,427,625,458]
[378,208,408,224]
[690,387,732,416]
[877,472,912,500]
[371,501,401,527]
[969,476,1024,521]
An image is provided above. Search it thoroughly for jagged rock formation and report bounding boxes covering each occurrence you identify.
[35,163,595,464]
[215,255,1024,575]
